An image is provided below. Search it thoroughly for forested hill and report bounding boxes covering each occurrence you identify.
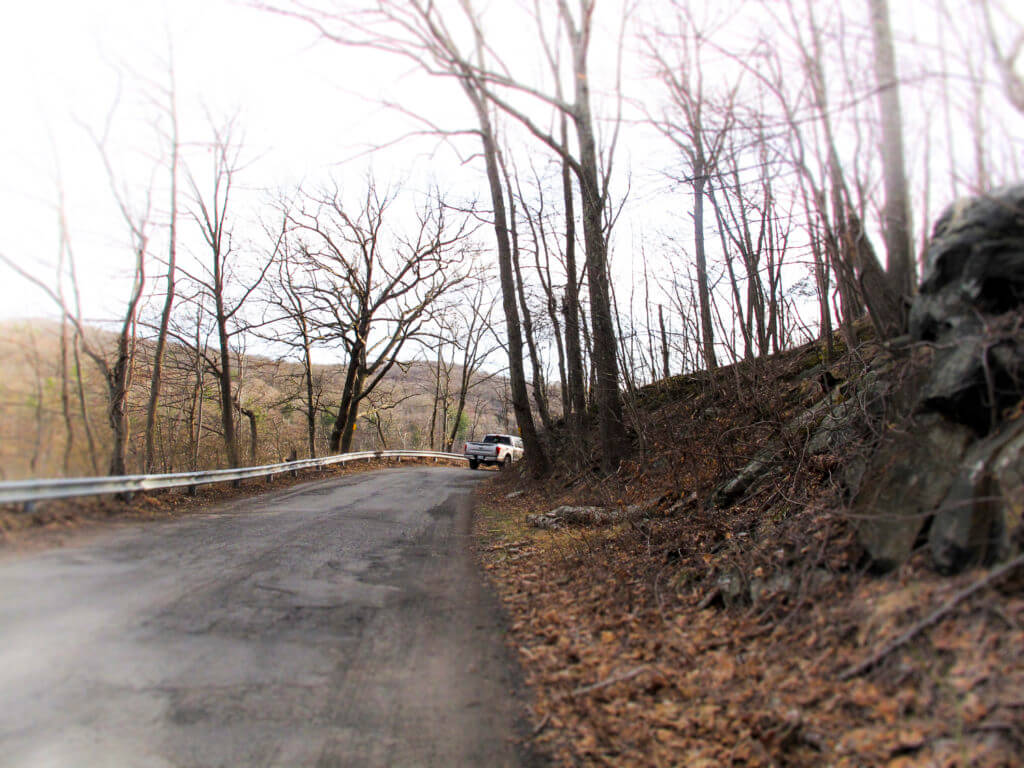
[0,319,523,481]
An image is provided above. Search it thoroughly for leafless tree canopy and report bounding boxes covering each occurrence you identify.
[1,0,1020,479]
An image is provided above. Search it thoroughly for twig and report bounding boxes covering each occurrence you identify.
[696,586,722,609]
[839,553,1024,681]
[528,712,551,739]
[570,665,649,697]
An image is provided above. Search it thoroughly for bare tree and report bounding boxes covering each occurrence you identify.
[502,152,554,430]
[442,278,503,451]
[261,225,321,459]
[287,179,472,454]
[4,110,152,476]
[265,0,633,471]
[977,0,1024,115]
[645,3,741,371]
[144,54,181,472]
[183,116,276,467]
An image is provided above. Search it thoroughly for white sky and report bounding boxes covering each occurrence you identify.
[0,0,482,324]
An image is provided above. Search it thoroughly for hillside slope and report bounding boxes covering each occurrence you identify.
[476,322,1023,766]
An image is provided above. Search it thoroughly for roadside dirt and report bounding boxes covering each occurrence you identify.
[474,474,1023,766]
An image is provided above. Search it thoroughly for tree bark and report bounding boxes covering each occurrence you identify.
[467,88,549,476]
[868,0,914,309]
[560,117,587,435]
[563,2,628,471]
[506,173,554,431]
[692,176,718,371]
[214,295,239,468]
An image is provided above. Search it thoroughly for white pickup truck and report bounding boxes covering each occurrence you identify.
[463,434,524,470]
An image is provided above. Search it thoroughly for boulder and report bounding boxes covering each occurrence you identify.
[930,419,1024,573]
[854,414,974,572]
[990,421,1024,546]
[910,185,1024,342]
[860,184,1024,573]
[916,325,1024,434]
[908,186,1024,436]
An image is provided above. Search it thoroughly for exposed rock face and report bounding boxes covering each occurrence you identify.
[854,186,1024,572]
[699,190,1023,575]
[910,185,1024,341]
[910,186,1024,433]
[854,415,974,571]
[929,419,1024,573]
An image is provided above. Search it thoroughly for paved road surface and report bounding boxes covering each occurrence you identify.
[0,468,535,767]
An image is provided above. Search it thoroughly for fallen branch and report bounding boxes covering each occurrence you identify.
[528,712,550,739]
[570,665,650,697]
[486,540,529,551]
[840,553,1024,680]
[527,502,656,529]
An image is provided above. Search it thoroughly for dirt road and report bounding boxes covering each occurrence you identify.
[0,468,535,767]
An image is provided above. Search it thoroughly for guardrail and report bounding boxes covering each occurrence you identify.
[0,450,469,506]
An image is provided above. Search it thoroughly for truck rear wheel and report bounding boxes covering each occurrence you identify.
[469,459,479,470]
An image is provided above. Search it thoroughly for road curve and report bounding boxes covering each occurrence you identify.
[0,468,535,767]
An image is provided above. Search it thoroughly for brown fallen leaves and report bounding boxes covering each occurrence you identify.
[474,478,1023,767]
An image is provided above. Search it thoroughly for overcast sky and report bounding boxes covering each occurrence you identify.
[0,0,483,323]
[1,0,1020,333]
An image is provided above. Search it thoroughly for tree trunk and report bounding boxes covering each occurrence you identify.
[560,117,587,435]
[467,89,549,477]
[106,347,132,477]
[144,80,179,472]
[658,305,670,380]
[302,337,316,459]
[237,401,258,465]
[569,42,628,471]
[72,334,100,475]
[693,176,717,371]
[215,309,239,467]
[868,0,914,310]
[339,364,366,453]
[59,318,74,473]
[429,345,441,451]
[507,189,553,431]
[330,332,365,453]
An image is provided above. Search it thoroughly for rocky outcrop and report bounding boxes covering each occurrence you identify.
[854,186,1024,572]
[910,186,1024,341]
[698,189,1024,575]
[928,418,1024,573]
[853,415,974,571]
